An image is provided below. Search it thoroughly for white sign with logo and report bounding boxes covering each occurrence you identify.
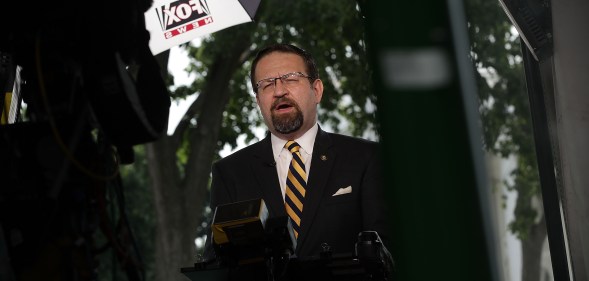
[144,0,252,55]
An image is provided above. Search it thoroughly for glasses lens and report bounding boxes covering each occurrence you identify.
[257,78,273,92]
[257,72,309,94]
[282,72,300,82]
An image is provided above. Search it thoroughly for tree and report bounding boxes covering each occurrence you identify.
[464,0,547,280]
[144,1,377,280]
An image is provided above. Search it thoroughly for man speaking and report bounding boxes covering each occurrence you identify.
[204,43,389,259]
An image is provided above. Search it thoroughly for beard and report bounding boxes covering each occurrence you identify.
[271,99,304,134]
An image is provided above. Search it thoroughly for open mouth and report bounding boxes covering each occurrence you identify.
[273,99,295,112]
[275,103,292,110]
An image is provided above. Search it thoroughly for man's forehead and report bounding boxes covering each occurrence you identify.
[256,52,305,78]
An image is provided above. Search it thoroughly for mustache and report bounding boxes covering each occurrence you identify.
[271,97,297,109]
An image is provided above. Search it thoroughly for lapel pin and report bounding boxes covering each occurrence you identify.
[320,155,328,161]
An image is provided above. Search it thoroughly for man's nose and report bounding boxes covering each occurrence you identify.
[272,78,288,96]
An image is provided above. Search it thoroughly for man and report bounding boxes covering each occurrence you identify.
[205,43,388,259]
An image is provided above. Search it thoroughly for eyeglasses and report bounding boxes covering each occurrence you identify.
[255,72,313,94]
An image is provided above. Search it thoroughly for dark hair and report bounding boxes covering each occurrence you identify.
[250,43,319,94]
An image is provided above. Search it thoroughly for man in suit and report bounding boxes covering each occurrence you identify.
[205,43,388,259]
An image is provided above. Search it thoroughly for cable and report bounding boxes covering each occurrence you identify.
[113,175,146,281]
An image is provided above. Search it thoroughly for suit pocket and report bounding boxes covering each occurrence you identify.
[324,193,354,205]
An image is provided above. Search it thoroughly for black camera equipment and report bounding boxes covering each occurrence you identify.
[181,199,394,281]
[1,0,171,280]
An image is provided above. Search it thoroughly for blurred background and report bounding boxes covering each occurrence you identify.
[2,0,587,281]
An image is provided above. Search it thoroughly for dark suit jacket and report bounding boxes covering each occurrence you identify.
[206,127,388,258]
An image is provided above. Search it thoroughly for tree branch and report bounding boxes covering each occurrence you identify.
[171,92,205,143]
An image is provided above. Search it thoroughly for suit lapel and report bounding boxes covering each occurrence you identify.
[297,128,335,250]
[252,135,287,217]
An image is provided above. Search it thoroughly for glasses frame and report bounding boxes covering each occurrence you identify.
[255,72,314,94]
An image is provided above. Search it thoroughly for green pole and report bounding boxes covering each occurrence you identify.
[365,0,497,280]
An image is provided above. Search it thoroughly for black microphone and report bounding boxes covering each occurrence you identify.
[355,231,394,280]
[268,161,276,167]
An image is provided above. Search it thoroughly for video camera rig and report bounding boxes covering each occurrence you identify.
[1,0,171,280]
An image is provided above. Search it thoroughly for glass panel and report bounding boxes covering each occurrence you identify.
[464,1,555,280]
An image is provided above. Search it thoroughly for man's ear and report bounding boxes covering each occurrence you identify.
[313,79,324,104]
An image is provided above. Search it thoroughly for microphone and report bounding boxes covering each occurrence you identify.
[355,231,394,280]
[268,161,276,167]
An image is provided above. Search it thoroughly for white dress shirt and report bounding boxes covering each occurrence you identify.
[270,123,318,200]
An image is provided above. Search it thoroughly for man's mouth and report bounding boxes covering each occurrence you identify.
[273,99,295,112]
[275,103,293,111]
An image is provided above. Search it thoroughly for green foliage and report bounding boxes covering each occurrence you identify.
[506,153,541,239]
[170,0,377,152]
[464,0,541,240]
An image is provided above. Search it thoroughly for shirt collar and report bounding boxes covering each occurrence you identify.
[271,123,318,159]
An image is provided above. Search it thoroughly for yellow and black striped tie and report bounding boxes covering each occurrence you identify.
[284,140,306,239]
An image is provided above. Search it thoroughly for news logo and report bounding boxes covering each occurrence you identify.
[154,0,214,39]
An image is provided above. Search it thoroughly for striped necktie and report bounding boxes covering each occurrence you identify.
[284,140,306,239]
